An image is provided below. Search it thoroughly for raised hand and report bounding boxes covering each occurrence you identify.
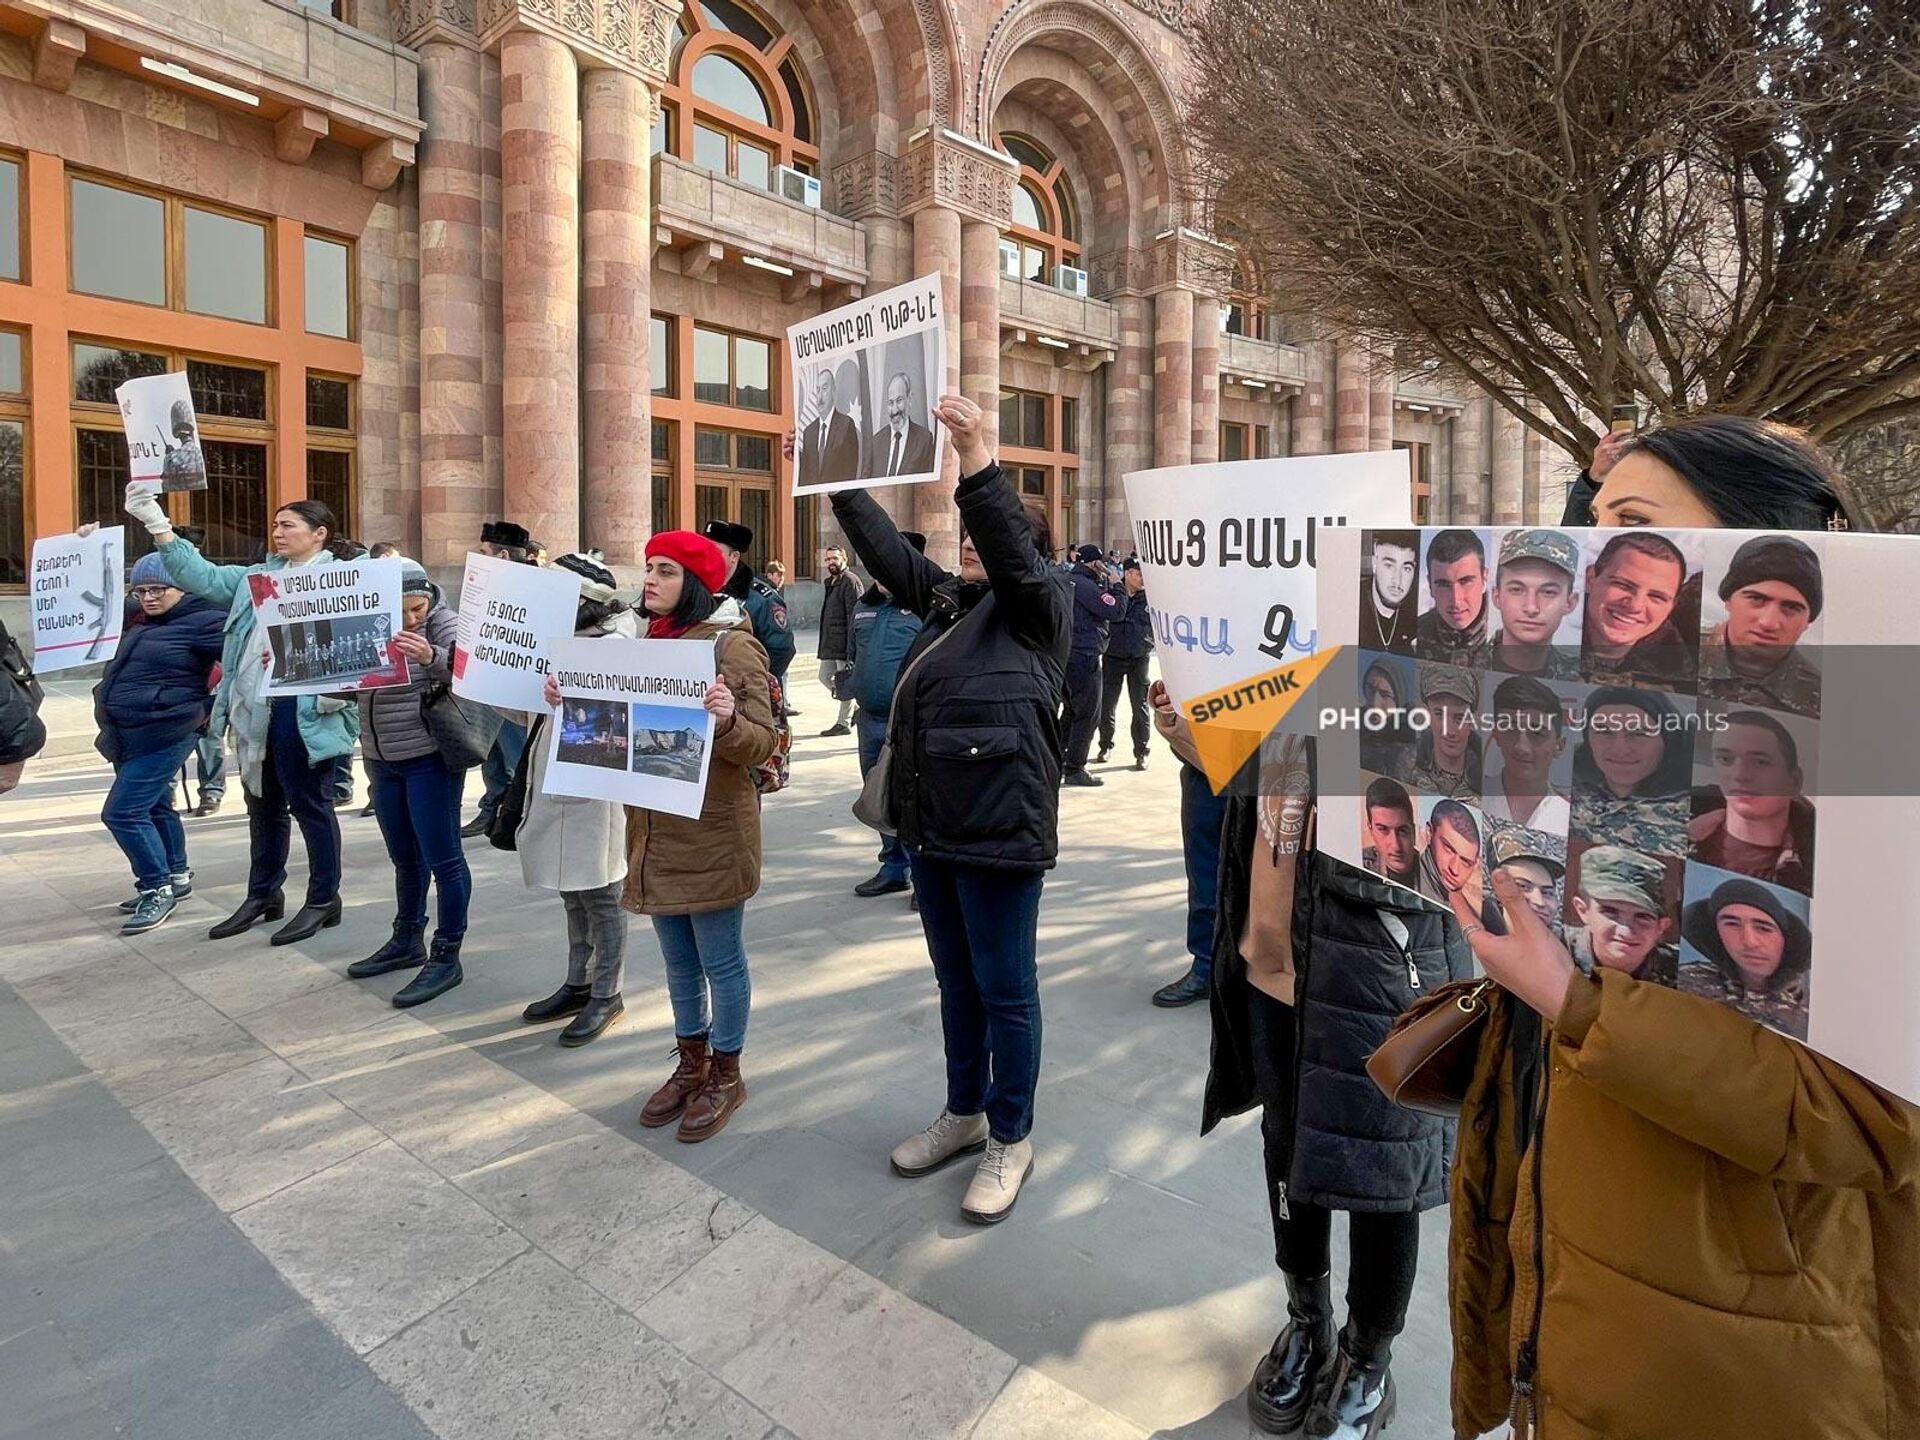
[1449,869,1578,1022]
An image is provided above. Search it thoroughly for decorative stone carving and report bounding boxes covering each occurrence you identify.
[898,130,1015,227]
[1117,229,1234,297]
[913,0,958,129]
[831,150,899,220]
[397,0,478,48]
[478,0,677,81]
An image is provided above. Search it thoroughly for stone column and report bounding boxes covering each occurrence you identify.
[1190,295,1221,464]
[580,67,652,566]
[1153,288,1194,468]
[959,220,1002,451]
[416,40,489,572]
[1367,341,1395,451]
[1292,346,1332,455]
[914,204,964,563]
[1334,341,1370,453]
[1106,292,1151,531]
[500,29,581,553]
[1450,398,1490,523]
[1491,401,1527,524]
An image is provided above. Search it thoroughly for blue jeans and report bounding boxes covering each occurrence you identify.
[1181,762,1229,977]
[246,698,343,906]
[855,708,906,878]
[104,738,196,891]
[652,906,752,1054]
[477,718,529,820]
[368,754,472,942]
[907,853,1044,1144]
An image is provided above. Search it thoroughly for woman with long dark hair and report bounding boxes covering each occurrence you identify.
[123,486,357,944]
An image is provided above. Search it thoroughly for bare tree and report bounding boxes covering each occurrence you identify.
[1186,0,1920,525]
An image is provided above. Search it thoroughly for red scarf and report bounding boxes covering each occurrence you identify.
[647,613,693,639]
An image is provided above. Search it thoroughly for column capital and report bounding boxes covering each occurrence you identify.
[477,0,680,84]
[1141,227,1236,298]
[830,150,899,221]
[898,128,1017,228]
[397,0,480,50]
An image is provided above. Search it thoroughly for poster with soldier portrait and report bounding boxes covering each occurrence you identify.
[788,274,945,496]
[116,371,207,493]
[1314,522,1920,1105]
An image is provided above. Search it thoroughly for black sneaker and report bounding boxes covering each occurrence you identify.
[820,724,851,738]
[460,814,492,839]
[1062,769,1104,788]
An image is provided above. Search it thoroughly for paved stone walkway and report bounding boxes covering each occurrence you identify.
[0,650,1457,1440]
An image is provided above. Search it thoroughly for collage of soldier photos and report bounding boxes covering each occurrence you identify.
[1341,524,1825,1041]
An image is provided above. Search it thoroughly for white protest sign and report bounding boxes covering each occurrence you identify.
[1314,522,1920,1105]
[450,551,583,711]
[1121,452,1412,783]
[790,274,945,496]
[29,526,124,673]
[248,557,409,697]
[540,636,716,818]
[116,372,207,493]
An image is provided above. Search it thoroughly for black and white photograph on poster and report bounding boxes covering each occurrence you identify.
[1689,703,1817,895]
[556,699,630,770]
[248,556,409,697]
[1679,864,1812,1041]
[266,614,396,689]
[1696,531,1826,718]
[540,636,717,817]
[116,371,207,493]
[1576,528,1706,691]
[628,701,708,782]
[789,274,945,495]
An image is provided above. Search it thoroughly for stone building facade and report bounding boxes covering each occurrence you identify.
[0,0,1566,601]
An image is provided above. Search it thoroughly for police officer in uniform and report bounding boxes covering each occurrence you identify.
[1061,543,1119,788]
[702,520,796,701]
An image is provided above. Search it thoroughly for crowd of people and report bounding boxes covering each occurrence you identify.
[0,402,1913,1439]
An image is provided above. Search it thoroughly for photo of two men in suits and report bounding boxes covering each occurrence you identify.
[795,357,937,491]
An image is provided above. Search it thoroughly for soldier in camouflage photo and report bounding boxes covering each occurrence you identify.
[1697,534,1823,719]
[1487,826,1565,932]
[1678,873,1812,1040]
[1401,663,1483,801]
[1570,685,1692,854]
[1578,530,1698,691]
[1486,528,1581,680]
[1565,844,1678,986]
[1414,528,1490,664]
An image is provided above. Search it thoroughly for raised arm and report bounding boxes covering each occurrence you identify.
[829,491,948,618]
[123,484,248,607]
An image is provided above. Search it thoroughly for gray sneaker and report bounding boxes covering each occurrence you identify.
[889,1110,989,1178]
[121,885,178,936]
[119,870,192,912]
[960,1136,1035,1225]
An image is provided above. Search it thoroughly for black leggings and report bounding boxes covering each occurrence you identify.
[1247,982,1421,1338]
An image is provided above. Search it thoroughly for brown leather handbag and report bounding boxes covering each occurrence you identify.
[1366,978,1498,1118]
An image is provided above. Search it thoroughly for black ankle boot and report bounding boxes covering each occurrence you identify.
[1249,1271,1335,1435]
[209,891,285,940]
[523,983,592,1024]
[270,896,343,946]
[348,923,428,979]
[393,937,463,1009]
[1305,1323,1397,1440]
[558,994,625,1047]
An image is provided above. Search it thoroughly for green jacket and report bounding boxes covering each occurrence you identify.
[156,536,358,792]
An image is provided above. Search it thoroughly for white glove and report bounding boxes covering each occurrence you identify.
[123,482,171,536]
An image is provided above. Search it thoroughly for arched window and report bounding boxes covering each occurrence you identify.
[656,0,819,194]
[997,132,1081,284]
[1223,257,1271,341]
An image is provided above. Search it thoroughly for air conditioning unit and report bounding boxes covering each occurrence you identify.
[775,165,821,209]
[998,240,1022,279]
[1053,264,1089,297]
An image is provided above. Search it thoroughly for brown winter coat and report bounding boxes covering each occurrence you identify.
[621,611,778,916]
[1450,967,1920,1440]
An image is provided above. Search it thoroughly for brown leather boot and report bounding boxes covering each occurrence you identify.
[639,1036,710,1128]
[677,1049,746,1143]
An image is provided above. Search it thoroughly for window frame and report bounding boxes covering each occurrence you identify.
[664,0,821,193]
[0,150,25,286]
[996,385,1079,551]
[303,230,356,340]
[996,132,1082,287]
[67,173,277,326]
[691,322,775,412]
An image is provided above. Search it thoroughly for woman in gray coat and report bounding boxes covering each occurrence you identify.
[348,562,473,1009]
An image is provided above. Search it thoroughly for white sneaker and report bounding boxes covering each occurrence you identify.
[889,1110,990,1178]
[960,1137,1034,1225]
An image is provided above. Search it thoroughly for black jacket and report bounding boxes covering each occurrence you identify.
[1202,778,1474,1212]
[92,596,224,764]
[1105,588,1154,661]
[0,617,45,766]
[817,568,861,661]
[832,464,1071,871]
[1561,467,1598,526]
[1067,564,1116,661]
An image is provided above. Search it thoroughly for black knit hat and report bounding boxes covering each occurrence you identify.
[553,550,618,603]
[1682,876,1812,984]
[1718,535,1822,619]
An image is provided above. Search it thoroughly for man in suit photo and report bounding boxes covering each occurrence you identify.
[799,365,860,489]
[861,370,937,481]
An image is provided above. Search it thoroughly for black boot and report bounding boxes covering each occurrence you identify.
[1305,1324,1397,1440]
[558,994,625,1047]
[1152,964,1211,1008]
[523,983,591,1024]
[270,896,343,947]
[1249,1271,1335,1435]
[209,891,285,940]
[348,923,427,979]
[393,937,463,1009]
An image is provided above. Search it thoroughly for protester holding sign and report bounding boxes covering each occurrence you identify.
[1443,418,1919,1440]
[824,393,1070,1226]
[347,562,476,1010]
[0,615,45,795]
[124,485,358,946]
[93,552,224,934]
[613,531,778,1142]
